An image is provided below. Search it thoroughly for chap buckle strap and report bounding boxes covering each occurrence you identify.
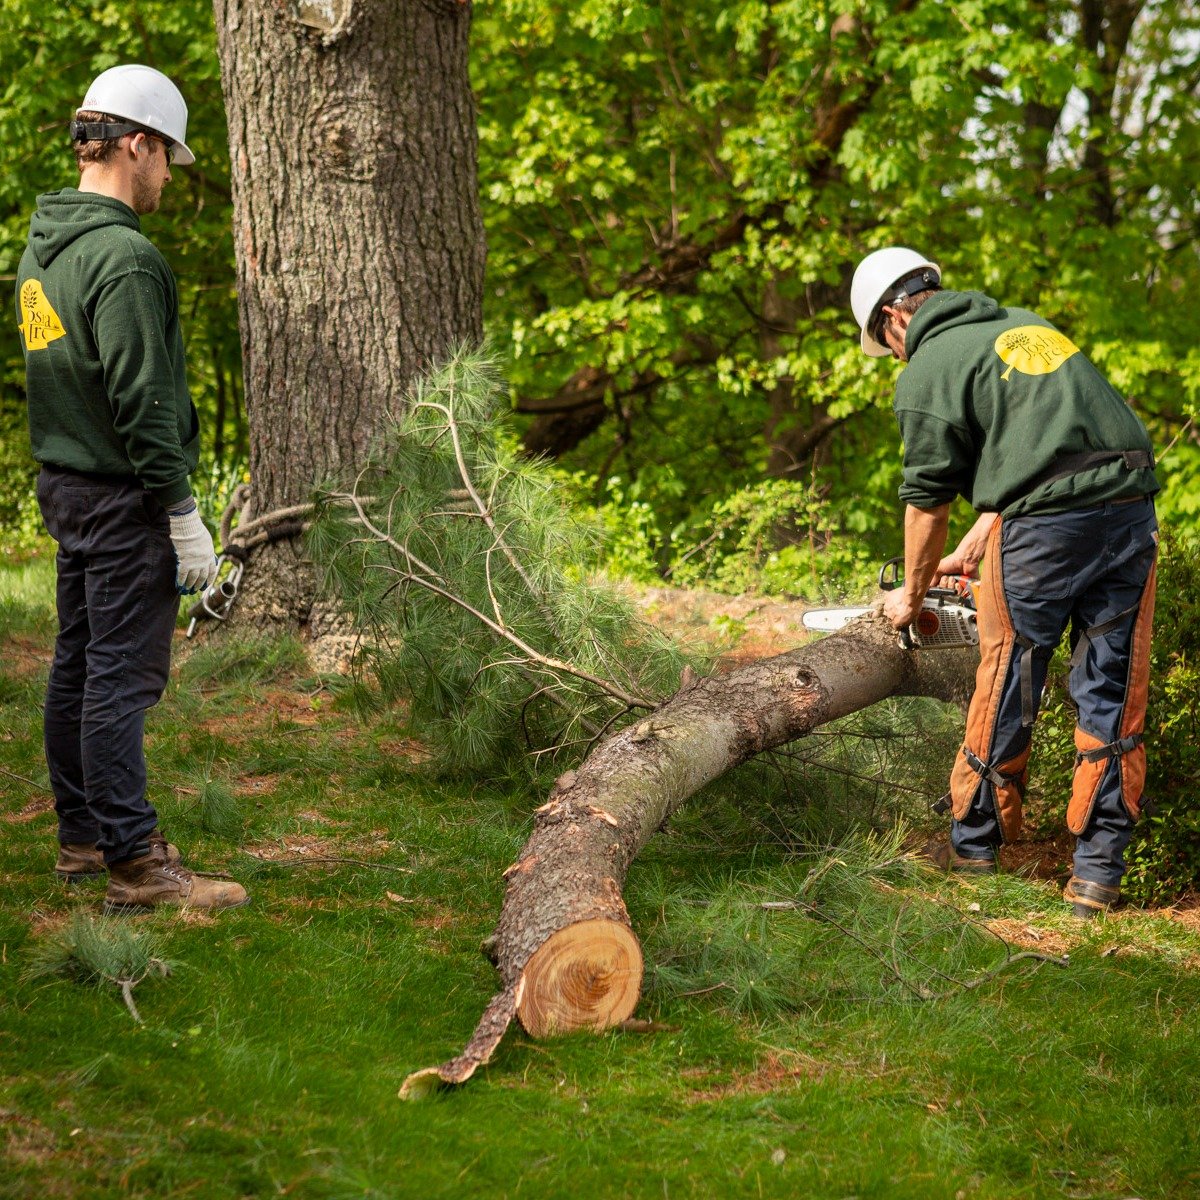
[1014,633,1052,729]
[1075,733,1143,766]
[961,747,1020,791]
[1069,600,1143,673]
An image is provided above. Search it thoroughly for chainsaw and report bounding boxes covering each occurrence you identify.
[802,558,980,651]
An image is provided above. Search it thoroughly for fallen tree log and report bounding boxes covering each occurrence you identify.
[400,612,978,1098]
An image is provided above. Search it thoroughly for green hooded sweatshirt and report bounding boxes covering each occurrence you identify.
[15,189,198,507]
[893,290,1158,518]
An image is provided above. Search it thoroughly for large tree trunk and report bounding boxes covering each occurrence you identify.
[401,615,977,1098]
[211,0,484,628]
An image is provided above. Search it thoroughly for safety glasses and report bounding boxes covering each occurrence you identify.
[150,134,178,165]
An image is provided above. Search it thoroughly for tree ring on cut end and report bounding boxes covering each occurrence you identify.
[517,918,643,1038]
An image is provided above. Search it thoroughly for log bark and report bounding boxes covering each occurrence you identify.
[400,613,977,1098]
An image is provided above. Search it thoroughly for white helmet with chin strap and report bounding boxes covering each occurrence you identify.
[851,247,940,357]
[73,64,195,167]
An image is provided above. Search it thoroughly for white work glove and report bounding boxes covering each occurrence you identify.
[167,502,219,594]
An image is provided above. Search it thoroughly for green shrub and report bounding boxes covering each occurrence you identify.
[0,387,44,558]
[1028,528,1200,903]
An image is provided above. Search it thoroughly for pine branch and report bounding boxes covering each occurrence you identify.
[330,487,654,710]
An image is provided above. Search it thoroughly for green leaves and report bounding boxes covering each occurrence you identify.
[478,0,1200,580]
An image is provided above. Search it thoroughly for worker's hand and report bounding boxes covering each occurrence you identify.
[167,502,218,594]
[883,589,921,631]
[934,513,996,586]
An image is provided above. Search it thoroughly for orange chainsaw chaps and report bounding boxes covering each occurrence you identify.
[949,518,1025,842]
[1068,728,1109,835]
[1068,556,1156,832]
[1119,556,1156,821]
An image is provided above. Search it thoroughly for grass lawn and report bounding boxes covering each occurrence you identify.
[2,559,1199,1199]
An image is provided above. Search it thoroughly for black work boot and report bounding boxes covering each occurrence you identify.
[1063,877,1121,920]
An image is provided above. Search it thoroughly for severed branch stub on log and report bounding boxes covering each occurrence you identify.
[399,611,978,1099]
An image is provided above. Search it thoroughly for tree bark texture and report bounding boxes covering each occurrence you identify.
[211,0,485,625]
[400,614,978,1098]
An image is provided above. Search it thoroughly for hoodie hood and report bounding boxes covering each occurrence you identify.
[905,290,1004,359]
[27,189,140,269]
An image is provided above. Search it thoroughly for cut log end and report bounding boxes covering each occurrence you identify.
[516,918,644,1038]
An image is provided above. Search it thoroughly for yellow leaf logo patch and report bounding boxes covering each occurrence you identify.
[994,325,1079,381]
[19,279,66,351]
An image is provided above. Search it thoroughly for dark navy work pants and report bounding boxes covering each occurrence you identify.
[951,498,1157,886]
[36,467,179,864]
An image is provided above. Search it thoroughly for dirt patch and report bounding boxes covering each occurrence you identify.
[999,832,1074,883]
[241,834,400,862]
[2,793,54,824]
[234,774,281,799]
[195,689,325,738]
[0,635,52,677]
[0,1108,57,1166]
[1164,899,1200,934]
[377,737,430,763]
[683,1050,835,1101]
[413,911,459,932]
[907,831,1075,884]
[982,918,1076,956]
[628,584,820,666]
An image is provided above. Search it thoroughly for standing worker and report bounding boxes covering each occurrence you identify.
[15,65,247,913]
[851,248,1159,918]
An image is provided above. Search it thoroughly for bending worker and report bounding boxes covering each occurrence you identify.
[851,248,1159,918]
[15,65,247,913]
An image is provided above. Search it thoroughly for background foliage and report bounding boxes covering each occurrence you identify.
[475,0,1200,580]
[2,0,1196,568]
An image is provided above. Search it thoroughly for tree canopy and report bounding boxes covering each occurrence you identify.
[2,0,1197,580]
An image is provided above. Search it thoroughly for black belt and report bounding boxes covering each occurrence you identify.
[1020,449,1154,496]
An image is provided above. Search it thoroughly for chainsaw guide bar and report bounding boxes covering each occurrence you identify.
[802,557,980,651]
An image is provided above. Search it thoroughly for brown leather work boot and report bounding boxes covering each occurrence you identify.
[923,837,998,876]
[1063,876,1121,920]
[56,839,180,883]
[103,833,248,915]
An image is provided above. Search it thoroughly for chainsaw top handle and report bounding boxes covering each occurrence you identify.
[878,556,976,607]
[878,557,903,591]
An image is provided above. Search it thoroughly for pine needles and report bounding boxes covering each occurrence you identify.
[640,828,1067,1020]
[25,912,175,1024]
[310,348,688,774]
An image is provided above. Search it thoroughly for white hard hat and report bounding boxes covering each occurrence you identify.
[77,64,195,166]
[851,247,941,357]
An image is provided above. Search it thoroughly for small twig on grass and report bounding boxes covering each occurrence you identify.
[119,978,143,1024]
[239,853,413,873]
[1,765,51,793]
[100,958,172,1025]
[678,981,734,998]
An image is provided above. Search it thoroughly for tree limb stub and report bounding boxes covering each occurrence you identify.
[399,613,977,1098]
